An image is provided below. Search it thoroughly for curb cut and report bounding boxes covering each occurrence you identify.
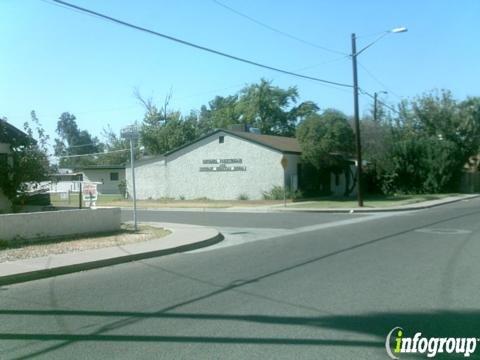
[0,232,224,287]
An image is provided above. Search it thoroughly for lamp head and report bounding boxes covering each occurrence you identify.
[390,27,408,33]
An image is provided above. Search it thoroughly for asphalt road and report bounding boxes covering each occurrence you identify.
[1,198,480,359]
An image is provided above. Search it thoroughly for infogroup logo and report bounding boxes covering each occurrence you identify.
[385,327,479,359]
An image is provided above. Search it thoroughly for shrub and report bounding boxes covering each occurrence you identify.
[263,186,303,200]
[237,193,249,200]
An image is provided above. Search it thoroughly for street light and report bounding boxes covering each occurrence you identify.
[121,125,139,231]
[351,27,407,207]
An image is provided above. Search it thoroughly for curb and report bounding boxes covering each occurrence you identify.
[272,194,480,213]
[116,195,480,214]
[0,230,224,287]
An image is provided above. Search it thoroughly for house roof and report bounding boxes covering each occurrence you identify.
[75,165,125,170]
[164,129,302,157]
[0,119,30,144]
[228,130,302,154]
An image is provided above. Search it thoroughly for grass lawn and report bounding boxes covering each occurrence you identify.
[49,192,464,209]
[288,193,460,209]
[50,193,285,209]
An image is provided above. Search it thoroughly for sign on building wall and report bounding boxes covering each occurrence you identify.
[199,158,247,172]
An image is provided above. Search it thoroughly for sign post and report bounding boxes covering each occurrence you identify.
[121,125,139,231]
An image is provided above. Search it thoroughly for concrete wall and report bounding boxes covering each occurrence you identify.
[0,208,121,242]
[82,169,125,194]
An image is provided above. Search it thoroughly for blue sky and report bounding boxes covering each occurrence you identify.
[1,0,479,147]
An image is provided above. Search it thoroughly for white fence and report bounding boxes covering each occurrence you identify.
[0,208,121,242]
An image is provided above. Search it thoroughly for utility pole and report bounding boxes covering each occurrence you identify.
[351,33,364,207]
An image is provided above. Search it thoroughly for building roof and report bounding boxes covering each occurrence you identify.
[228,130,302,154]
[0,119,30,144]
[164,129,302,157]
[74,165,125,170]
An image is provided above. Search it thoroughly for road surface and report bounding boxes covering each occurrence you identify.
[1,198,479,359]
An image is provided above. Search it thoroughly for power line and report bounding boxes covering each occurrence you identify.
[358,62,403,100]
[212,0,347,56]
[359,89,399,114]
[45,0,352,89]
[51,149,129,159]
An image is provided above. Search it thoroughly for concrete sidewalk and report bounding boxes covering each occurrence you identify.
[114,194,479,213]
[0,222,223,286]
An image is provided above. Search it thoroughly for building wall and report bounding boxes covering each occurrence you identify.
[127,132,294,200]
[127,158,167,199]
[82,169,125,194]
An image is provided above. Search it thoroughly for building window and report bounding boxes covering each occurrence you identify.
[219,136,224,144]
[110,172,119,181]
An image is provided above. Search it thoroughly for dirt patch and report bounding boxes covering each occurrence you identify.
[0,224,170,263]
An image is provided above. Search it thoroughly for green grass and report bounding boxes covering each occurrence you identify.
[288,193,460,209]
[50,193,124,207]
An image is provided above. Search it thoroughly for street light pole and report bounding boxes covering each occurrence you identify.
[350,27,407,207]
[351,33,363,207]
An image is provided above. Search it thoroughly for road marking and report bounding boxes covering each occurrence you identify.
[415,228,473,235]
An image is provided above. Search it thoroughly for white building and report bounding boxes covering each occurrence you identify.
[75,165,126,194]
[127,129,302,200]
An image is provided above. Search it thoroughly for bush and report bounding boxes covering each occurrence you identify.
[237,193,249,200]
[263,186,303,200]
[118,179,127,198]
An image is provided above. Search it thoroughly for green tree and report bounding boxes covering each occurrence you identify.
[100,125,132,165]
[374,90,480,194]
[297,109,355,170]
[196,79,319,136]
[0,112,50,202]
[54,112,103,168]
[236,79,318,136]
[296,109,355,195]
[197,95,240,135]
[139,102,199,155]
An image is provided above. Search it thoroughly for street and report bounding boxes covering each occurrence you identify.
[1,198,480,359]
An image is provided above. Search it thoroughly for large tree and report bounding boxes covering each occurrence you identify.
[296,109,355,195]
[235,79,318,136]
[54,112,103,168]
[373,90,480,193]
[196,79,319,137]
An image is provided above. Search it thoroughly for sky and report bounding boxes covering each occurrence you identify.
[1,0,479,150]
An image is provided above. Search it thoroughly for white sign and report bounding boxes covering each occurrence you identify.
[82,182,98,207]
